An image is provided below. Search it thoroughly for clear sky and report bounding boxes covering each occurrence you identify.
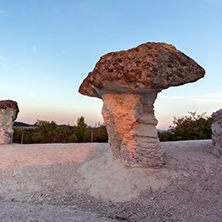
[0,0,222,129]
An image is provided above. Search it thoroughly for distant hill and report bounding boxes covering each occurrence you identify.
[157,129,166,133]
[13,122,33,127]
[13,121,165,132]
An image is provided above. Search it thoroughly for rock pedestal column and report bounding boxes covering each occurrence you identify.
[0,100,19,144]
[212,109,222,156]
[102,91,166,167]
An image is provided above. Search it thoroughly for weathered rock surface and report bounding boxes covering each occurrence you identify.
[0,100,19,144]
[79,42,205,167]
[79,42,205,98]
[211,108,222,156]
[102,92,165,167]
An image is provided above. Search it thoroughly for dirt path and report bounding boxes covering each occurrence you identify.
[0,141,222,221]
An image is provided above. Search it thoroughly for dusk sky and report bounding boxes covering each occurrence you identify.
[1,0,222,129]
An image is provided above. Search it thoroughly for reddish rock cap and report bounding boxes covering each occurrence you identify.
[79,42,205,98]
[0,100,19,120]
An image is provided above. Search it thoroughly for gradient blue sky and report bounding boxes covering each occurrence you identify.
[1,0,222,129]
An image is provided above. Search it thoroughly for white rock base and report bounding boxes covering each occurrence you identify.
[0,108,16,144]
[102,91,166,167]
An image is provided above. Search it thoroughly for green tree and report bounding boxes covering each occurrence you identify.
[158,130,174,142]
[34,120,58,143]
[13,127,37,144]
[94,123,108,142]
[74,116,87,142]
[68,132,78,143]
[55,125,72,143]
[13,128,22,143]
[85,126,93,142]
[169,112,213,141]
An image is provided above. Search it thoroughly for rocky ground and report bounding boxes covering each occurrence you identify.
[0,140,222,221]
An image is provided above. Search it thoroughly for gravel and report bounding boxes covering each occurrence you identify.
[1,141,222,221]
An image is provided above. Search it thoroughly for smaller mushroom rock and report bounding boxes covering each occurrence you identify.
[211,109,222,156]
[0,100,19,144]
[79,42,205,167]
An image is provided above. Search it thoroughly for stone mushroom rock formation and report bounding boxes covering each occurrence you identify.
[79,42,205,167]
[0,100,19,144]
[211,108,222,156]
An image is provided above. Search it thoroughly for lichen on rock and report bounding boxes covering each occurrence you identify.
[79,42,205,98]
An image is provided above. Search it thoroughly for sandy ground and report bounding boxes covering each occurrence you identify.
[0,140,222,221]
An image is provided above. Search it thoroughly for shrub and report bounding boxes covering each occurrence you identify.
[169,112,213,141]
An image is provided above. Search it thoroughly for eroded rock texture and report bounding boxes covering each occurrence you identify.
[102,92,165,167]
[212,109,222,156]
[0,100,19,144]
[79,42,205,167]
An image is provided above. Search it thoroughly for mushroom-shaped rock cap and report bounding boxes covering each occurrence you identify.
[79,42,205,98]
[0,100,19,120]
